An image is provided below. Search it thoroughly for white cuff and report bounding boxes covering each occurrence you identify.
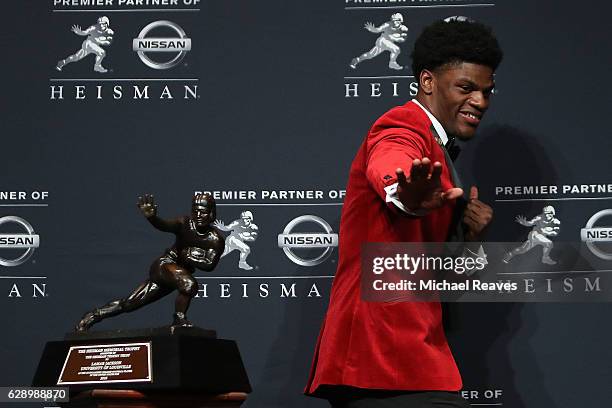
[384,183,426,216]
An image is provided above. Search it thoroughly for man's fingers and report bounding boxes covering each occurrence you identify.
[442,188,464,201]
[395,168,408,186]
[422,187,462,210]
[430,162,442,180]
[410,158,432,181]
[463,213,478,225]
[463,217,479,232]
[420,158,432,178]
[408,159,423,180]
[470,186,479,201]
[466,203,492,218]
[418,157,432,179]
[463,206,477,217]
[464,206,487,219]
[466,200,487,211]
[463,211,481,225]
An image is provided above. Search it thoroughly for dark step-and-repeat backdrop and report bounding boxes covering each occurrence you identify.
[1,1,611,407]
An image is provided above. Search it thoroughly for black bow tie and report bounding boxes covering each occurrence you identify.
[434,134,461,162]
[445,137,461,161]
[447,144,461,161]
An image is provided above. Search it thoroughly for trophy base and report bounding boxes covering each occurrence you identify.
[32,327,251,395]
[61,389,247,408]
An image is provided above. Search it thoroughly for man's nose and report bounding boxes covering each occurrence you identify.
[469,91,488,111]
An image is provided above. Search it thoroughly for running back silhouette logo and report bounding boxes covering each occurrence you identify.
[349,13,408,71]
[56,16,114,73]
[214,211,259,271]
[504,206,561,265]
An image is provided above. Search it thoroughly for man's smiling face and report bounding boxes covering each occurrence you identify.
[428,62,495,140]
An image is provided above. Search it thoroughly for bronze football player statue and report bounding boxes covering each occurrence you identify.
[75,193,224,332]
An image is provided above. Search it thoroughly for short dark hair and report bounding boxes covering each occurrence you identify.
[411,19,503,77]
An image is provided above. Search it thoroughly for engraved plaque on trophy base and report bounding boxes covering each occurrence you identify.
[58,342,152,385]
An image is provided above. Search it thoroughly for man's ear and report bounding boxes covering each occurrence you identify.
[419,69,434,95]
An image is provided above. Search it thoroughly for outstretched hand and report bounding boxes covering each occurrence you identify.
[396,158,463,212]
[364,22,376,32]
[137,194,157,218]
[71,25,82,34]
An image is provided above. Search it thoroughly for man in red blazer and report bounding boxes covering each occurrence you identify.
[306,19,503,407]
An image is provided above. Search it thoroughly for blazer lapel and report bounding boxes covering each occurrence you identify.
[430,125,466,242]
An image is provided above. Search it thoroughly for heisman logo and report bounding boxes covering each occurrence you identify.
[0,216,40,267]
[56,16,114,73]
[581,209,612,260]
[349,13,408,71]
[278,215,338,266]
[214,211,259,270]
[132,20,192,70]
[503,206,561,265]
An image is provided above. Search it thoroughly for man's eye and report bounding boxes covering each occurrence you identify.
[459,85,471,92]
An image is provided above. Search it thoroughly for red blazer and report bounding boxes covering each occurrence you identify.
[305,101,462,396]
